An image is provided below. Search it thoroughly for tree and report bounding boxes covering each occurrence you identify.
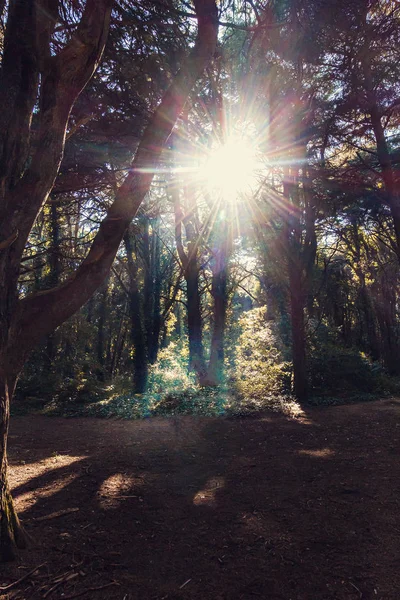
[0,0,218,560]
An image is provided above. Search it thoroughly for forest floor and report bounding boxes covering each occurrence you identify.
[2,398,400,600]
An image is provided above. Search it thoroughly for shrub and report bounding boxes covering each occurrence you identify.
[308,343,379,395]
[229,307,292,404]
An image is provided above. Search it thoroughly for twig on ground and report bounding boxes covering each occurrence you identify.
[43,572,79,598]
[61,580,120,599]
[349,581,363,598]
[179,578,192,589]
[111,495,138,499]
[31,508,79,521]
[0,562,47,591]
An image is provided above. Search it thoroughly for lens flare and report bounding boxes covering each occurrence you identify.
[199,135,261,202]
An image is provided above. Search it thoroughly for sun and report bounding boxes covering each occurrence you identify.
[199,135,261,202]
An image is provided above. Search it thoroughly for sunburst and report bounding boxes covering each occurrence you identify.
[198,134,262,203]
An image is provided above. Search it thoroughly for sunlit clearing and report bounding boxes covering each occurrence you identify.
[193,476,225,506]
[200,135,261,202]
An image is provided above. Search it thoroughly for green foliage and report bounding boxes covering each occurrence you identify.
[306,335,400,404]
[308,344,377,394]
[230,307,292,403]
[152,387,228,417]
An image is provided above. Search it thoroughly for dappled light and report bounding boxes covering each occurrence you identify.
[193,476,225,506]
[16,472,80,513]
[98,473,143,509]
[11,455,86,493]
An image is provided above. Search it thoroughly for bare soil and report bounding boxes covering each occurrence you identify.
[2,398,400,599]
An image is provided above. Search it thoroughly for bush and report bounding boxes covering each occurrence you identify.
[308,343,381,396]
[229,307,293,403]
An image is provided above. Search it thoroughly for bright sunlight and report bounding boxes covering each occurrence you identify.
[199,134,262,202]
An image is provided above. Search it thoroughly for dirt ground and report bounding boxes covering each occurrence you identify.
[2,398,400,600]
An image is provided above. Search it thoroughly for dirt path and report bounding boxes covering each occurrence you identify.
[2,398,400,599]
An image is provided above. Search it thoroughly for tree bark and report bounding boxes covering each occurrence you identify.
[0,369,26,561]
[283,159,316,403]
[186,269,207,381]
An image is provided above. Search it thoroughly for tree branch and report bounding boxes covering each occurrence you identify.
[3,0,114,265]
[14,0,219,359]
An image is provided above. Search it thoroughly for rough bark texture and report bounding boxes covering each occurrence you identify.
[0,0,114,561]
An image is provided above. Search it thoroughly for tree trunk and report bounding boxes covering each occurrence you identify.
[109,314,125,378]
[124,232,148,393]
[96,284,108,382]
[363,53,400,262]
[142,220,154,359]
[148,228,162,364]
[0,369,26,561]
[173,186,206,382]
[186,268,206,382]
[205,266,228,386]
[129,285,148,394]
[205,227,230,386]
[289,264,307,402]
[374,274,400,375]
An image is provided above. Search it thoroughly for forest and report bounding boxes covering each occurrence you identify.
[1,0,400,598]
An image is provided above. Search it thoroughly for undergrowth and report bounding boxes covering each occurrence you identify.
[14,308,400,419]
